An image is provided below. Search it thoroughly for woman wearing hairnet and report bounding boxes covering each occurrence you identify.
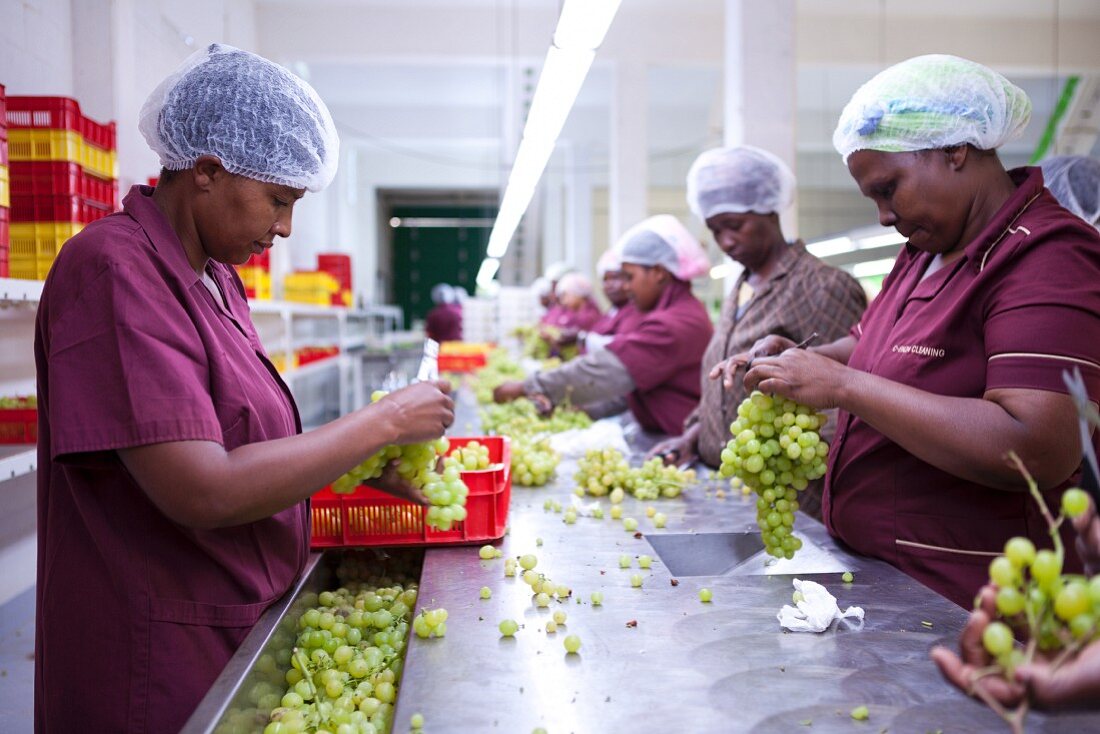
[648,146,866,519]
[425,282,464,342]
[545,250,641,357]
[33,45,454,733]
[715,55,1100,608]
[494,215,713,434]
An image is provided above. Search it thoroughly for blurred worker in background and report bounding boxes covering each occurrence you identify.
[551,247,642,356]
[649,145,866,518]
[538,261,576,325]
[495,215,713,434]
[1040,154,1100,231]
[546,272,602,333]
[425,282,463,342]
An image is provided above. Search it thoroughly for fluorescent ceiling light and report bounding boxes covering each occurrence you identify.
[851,258,897,278]
[858,232,906,249]
[710,263,735,280]
[483,0,622,270]
[805,236,854,258]
[476,258,501,288]
[555,0,622,50]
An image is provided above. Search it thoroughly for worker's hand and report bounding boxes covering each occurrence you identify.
[363,459,429,505]
[1071,495,1100,576]
[493,381,526,403]
[743,348,849,409]
[376,380,454,444]
[646,434,698,467]
[529,393,554,416]
[551,327,580,347]
[709,335,796,389]
[931,586,1028,708]
[932,585,1100,710]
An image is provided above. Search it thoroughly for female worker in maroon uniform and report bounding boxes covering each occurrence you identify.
[34,45,453,733]
[714,55,1100,608]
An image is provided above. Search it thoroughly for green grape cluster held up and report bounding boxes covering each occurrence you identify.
[718,391,829,559]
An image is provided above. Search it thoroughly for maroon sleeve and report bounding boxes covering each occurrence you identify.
[44,258,223,458]
[984,223,1100,398]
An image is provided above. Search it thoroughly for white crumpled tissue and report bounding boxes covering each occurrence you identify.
[777,578,864,633]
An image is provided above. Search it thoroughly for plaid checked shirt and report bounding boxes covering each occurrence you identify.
[688,241,869,467]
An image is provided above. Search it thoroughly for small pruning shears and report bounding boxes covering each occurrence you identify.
[1062,367,1100,503]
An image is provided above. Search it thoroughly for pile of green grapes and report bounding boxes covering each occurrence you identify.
[330,391,468,532]
[471,349,526,404]
[255,577,419,734]
[479,398,591,438]
[718,391,830,559]
[574,448,694,500]
[511,437,560,487]
[451,441,491,471]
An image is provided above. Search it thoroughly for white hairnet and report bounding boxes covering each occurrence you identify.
[686,145,796,220]
[1040,155,1100,229]
[431,283,455,305]
[544,261,576,282]
[596,248,623,277]
[532,276,553,297]
[139,44,340,192]
[616,215,710,281]
[556,272,593,299]
[833,54,1031,163]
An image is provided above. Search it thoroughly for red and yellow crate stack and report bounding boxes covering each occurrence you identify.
[0,84,9,277]
[235,247,272,300]
[5,96,118,280]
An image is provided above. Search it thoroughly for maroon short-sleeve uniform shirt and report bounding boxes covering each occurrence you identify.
[34,186,309,732]
[824,167,1100,607]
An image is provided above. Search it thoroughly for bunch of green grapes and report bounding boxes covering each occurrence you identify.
[980,488,1099,671]
[480,398,591,438]
[422,456,469,532]
[539,401,592,433]
[512,437,560,487]
[331,391,450,495]
[451,441,491,470]
[575,448,632,497]
[256,580,419,734]
[718,391,829,559]
[629,458,696,500]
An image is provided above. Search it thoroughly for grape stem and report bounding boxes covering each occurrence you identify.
[292,647,318,700]
[1004,451,1064,560]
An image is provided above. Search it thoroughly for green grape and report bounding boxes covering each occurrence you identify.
[590,592,603,606]
[535,592,551,607]
[850,706,869,721]
[563,634,582,654]
[995,586,1026,616]
[480,586,492,600]
[623,518,638,532]
[498,619,519,636]
[519,554,538,571]
[553,610,567,625]
[1054,581,1090,621]
[545,620,558,633]
[619,554,631,569]
[989,556,1018,588]
[1062,488,1090,519]
[1031,550,1063,586]
[630,573,643,588]
[638,555,653,569]
[982,621,1015,656]
[653,512,667,528]
[479,545,497,560]
[410,712,425,729]
[1004,537,1036,569]
[842,571,853,583]
[699,588,713,603]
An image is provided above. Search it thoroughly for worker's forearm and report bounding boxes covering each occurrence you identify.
[525,351,635,407]
[838,371,1074,491]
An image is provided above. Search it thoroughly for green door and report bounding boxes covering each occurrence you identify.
[390,205,495,327]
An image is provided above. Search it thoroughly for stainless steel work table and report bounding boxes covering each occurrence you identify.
[187,396,1100,734]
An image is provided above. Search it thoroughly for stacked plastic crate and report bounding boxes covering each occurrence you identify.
[5,97,118,280]
[0,84,9,277]
[317,253,352,306]
[235,247,272,300]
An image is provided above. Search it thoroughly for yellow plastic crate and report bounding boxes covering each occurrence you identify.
[9,221,83,280]
[285,271,339,306]
[0,165,8,209]
[8,129,118,180]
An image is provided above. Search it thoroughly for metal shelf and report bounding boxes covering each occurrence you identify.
[0,278,44,307]
[281,356,342,381]
[0,447,37,482]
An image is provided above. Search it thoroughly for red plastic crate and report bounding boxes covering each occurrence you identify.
[9,161,118,209]
[0,205,8,269]
[317,253,352,290]
[10,193,112,224]
[310,436,512,548]
[438,353,488,373]
[6,96,117,151]
[0,407,36,444]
